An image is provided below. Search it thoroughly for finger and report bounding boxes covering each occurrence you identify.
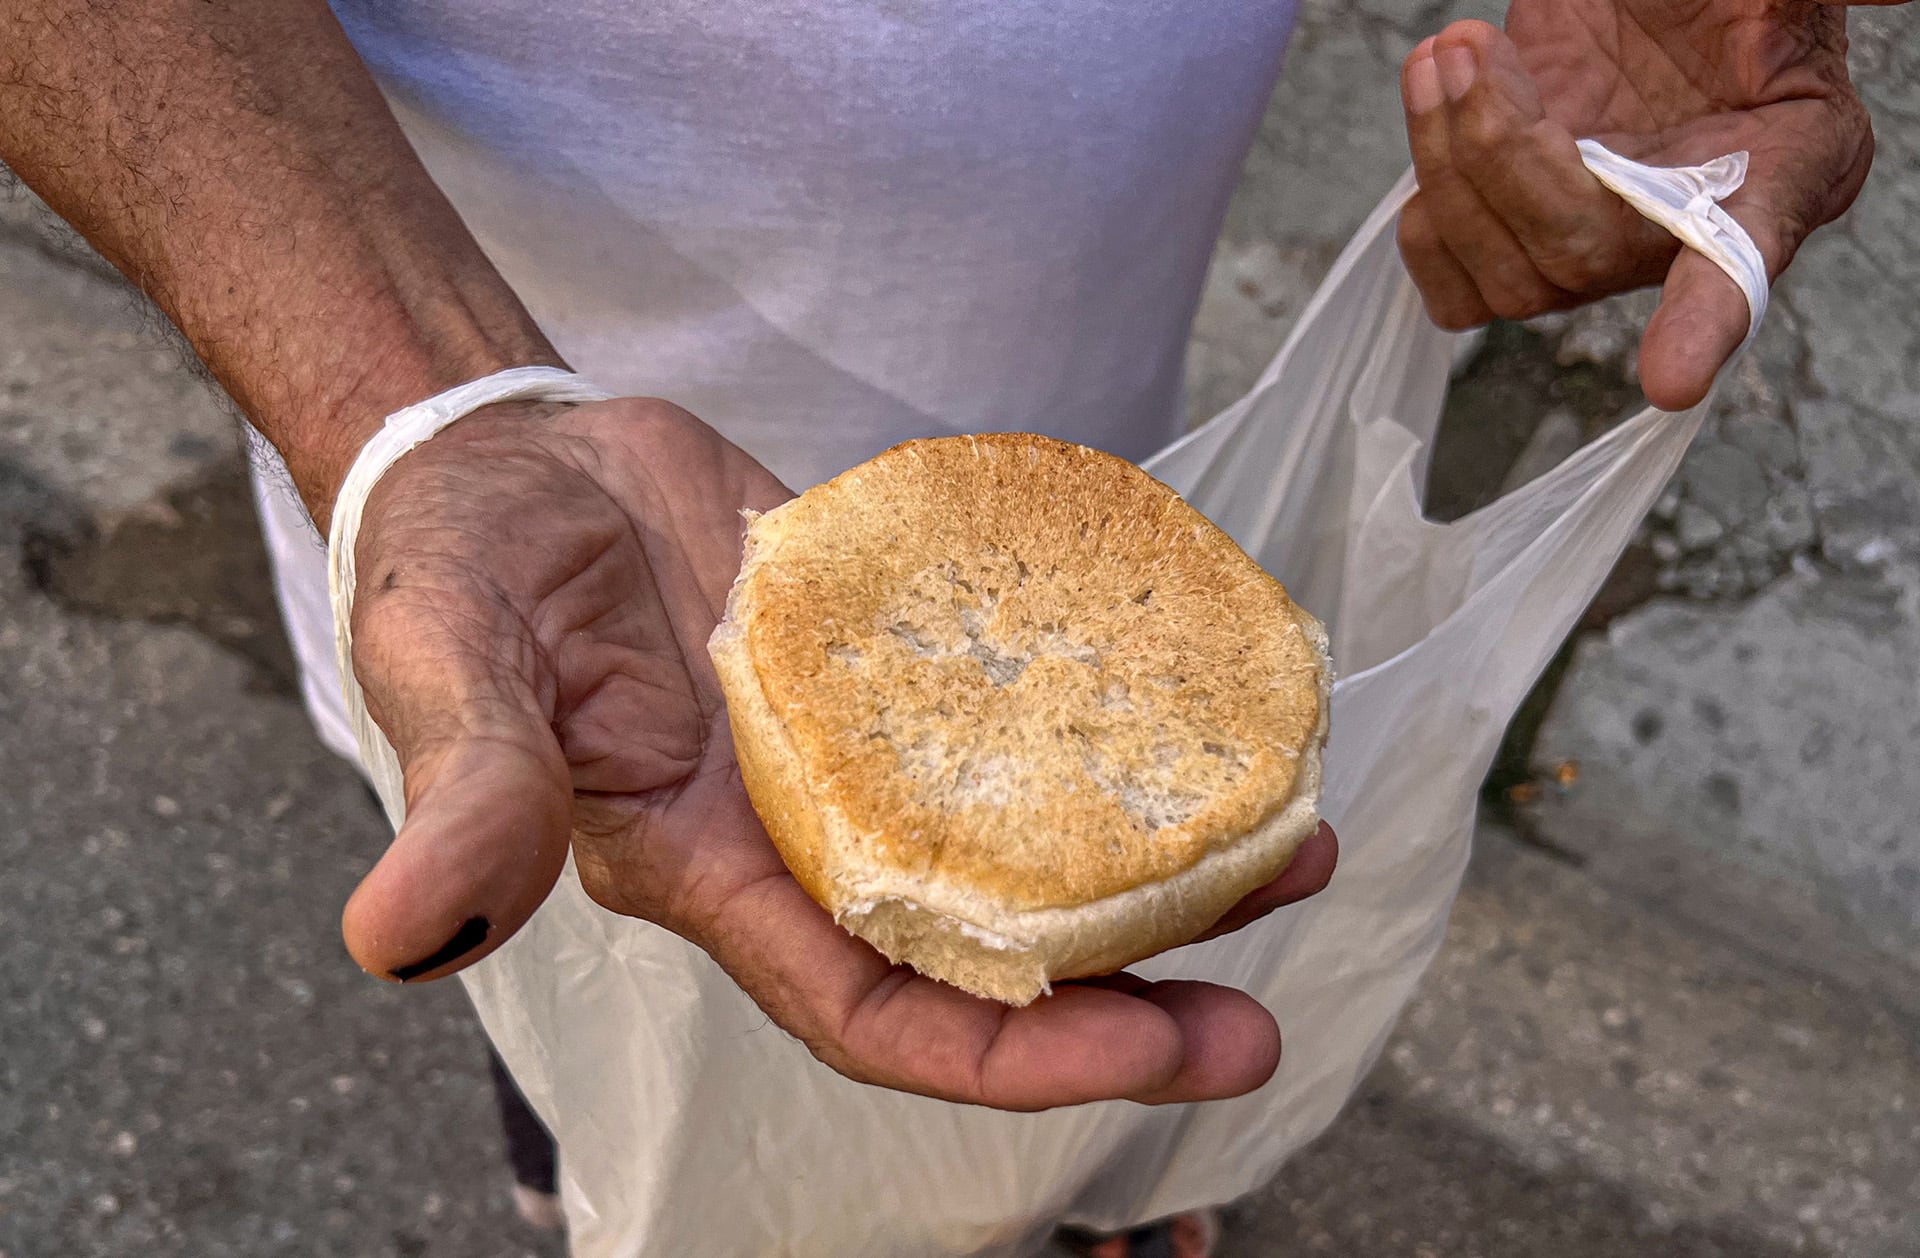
[1637,247,1757,411]
[702,870,1282,1109]
[1126,981,1282,1104]
[1636,133,1818,412]
[340,578,572,983]
[1402,34,1568,321]
[1191,821,1338,944]
[1427,22,1676,296]
[1399,192,1497,330]
[1638,116,1868,409]
[705,871,1180,1107]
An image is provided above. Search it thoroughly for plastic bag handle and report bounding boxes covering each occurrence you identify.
[1575,139,1768,347]
[327,365,615,826]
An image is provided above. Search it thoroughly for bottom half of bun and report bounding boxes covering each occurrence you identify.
[829,783,1321,1005]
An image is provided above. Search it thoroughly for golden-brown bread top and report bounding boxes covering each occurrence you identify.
[724,433,1326,913]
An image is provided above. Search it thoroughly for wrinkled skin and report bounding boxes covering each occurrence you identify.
[1399,0,1877,410]
[341,396,1338,1111]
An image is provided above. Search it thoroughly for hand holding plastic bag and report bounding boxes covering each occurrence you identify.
[1396,11,1863,409]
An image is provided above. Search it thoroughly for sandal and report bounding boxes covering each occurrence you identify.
[1055,1208,1221,1258]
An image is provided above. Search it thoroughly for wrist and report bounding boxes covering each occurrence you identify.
[288,343,569,535]
[237,258,566,531]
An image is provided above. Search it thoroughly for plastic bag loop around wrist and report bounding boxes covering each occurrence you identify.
[324,365,614,824]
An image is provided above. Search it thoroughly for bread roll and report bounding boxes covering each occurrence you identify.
[709,434,1330,1005]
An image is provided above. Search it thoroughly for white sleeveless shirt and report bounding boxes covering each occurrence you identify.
[264,0,1300,765]
[252,7,1310,1253]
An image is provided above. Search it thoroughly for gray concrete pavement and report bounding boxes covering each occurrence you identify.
[0,233,562,1258]
[1528,10,1920,987]
[6,2,1919,1255]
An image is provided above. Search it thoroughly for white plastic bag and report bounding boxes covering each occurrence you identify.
[342,148,1761,1256]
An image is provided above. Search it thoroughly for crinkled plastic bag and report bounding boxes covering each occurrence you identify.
[344,149,1760,1256]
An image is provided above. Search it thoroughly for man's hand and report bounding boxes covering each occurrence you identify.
[340,399,1338,1110]
[1,0,1336,1111]
[1397,1,1876,410]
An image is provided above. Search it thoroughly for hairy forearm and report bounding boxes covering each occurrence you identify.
[0,0,560,525]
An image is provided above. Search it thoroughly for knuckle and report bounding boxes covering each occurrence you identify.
[1440,18,1500,44]
[1452,106,1510,159]
[352,583,493,665]
[350,587,434,664]
[622,395,702,433]
[1425,286,1489,330]
[1484,294,1532,322]
[1397,203,1438,255]
[348,587,540,737]
[1534,243,1610,294]
[1485,283,1556,322]
[1434,306,1487,333]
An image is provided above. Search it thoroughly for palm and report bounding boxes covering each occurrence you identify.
[1510,0,1864,262]
[338,397,1338,1109]
[484,406,790,911]
[339,398,786,975]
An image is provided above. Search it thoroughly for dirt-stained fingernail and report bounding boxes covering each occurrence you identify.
[1406,55,1443,114]
[1436,46,1477,102]
[388,916,491,981]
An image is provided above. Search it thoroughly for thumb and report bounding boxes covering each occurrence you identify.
[1637,247,1756,412]
[1636,125,1868,409]
[1635,249,1758,412]
[1638,183,1794,412]
[339,588,573,983]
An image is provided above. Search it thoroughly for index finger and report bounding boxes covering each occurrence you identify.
[1638,242,1760,411]
[1190,821,1338,945]
[1637,159,1810,411]
[1421,22,1675,296]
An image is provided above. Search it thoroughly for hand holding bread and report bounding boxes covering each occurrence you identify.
[336,400,1334,1108]
[712,434,1331,1005]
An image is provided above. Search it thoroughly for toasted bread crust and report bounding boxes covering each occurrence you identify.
[710,434,1329,1003]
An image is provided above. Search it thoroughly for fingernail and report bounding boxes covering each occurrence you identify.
[389,916,491,981]
[1406,56,1442,114]
[1436,46,1477,102]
